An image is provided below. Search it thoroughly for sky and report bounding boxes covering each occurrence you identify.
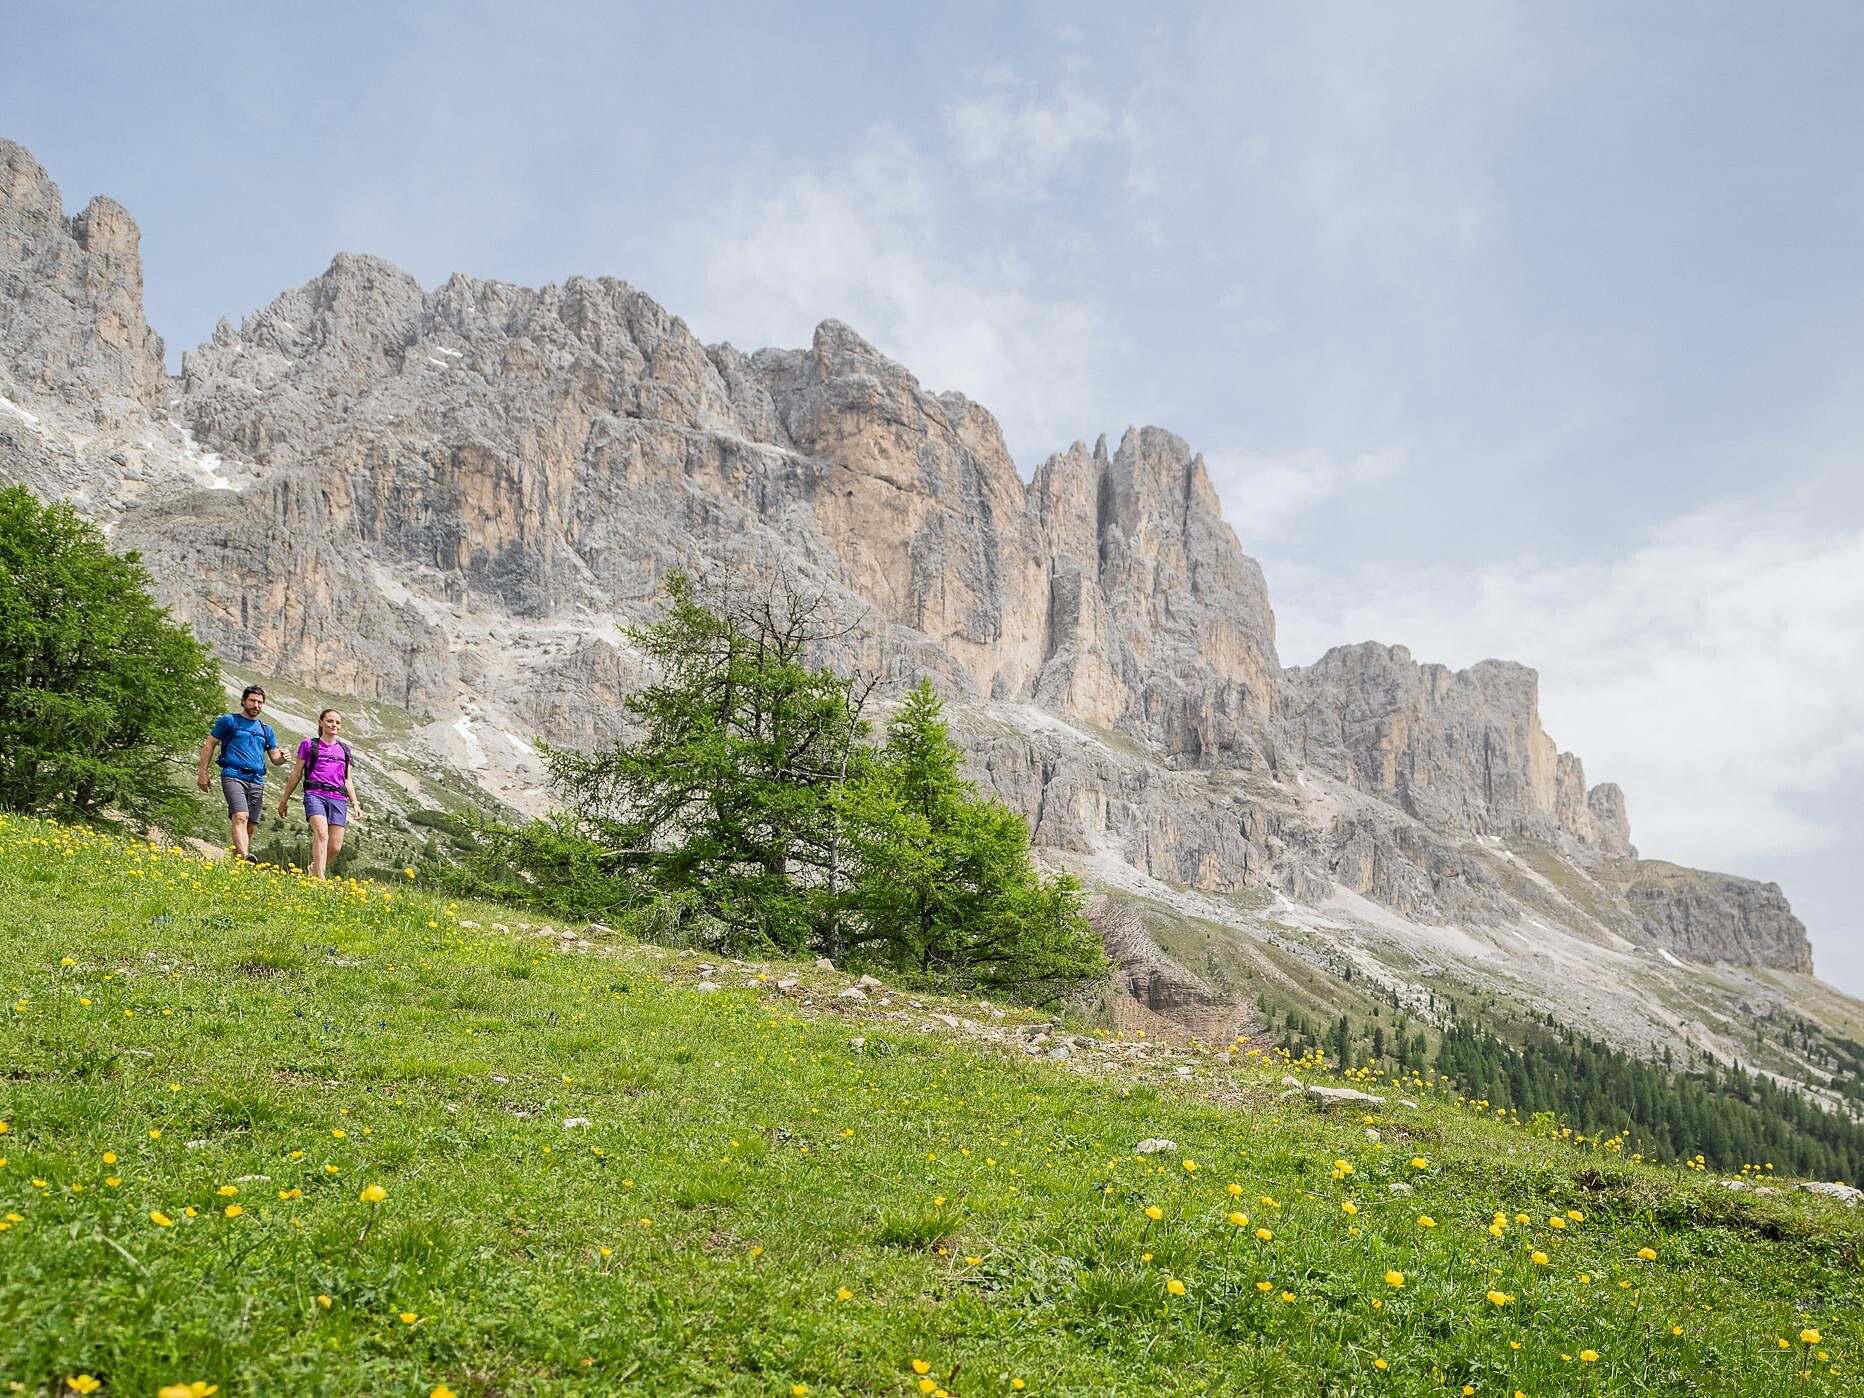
[7,1,1863,988]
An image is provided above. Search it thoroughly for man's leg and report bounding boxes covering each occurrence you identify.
[308,813,330,878]
[222,775,257,858]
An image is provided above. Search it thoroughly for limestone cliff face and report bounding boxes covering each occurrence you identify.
[0,140,165,415]
[1283,642,1629,854]
[1032,430,1280,769]
[165,254,1285,773]
[0,136,1819,980]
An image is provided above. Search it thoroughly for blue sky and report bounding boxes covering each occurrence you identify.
[8,1,1863,988]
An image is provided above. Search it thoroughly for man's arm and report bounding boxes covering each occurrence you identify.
[197,737,218,792]
[267,726,288,766]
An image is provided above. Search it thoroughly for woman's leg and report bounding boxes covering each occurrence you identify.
[326,821,346,871]
[308,813,331,878]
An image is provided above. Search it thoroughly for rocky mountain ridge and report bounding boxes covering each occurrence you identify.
[2,137,1840,1087]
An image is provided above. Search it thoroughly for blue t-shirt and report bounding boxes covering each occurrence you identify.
[211,713,277,780]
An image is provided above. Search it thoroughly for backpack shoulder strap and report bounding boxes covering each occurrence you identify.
[306,737,321,776]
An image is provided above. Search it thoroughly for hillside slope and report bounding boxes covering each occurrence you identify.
[1,815,1860,1395]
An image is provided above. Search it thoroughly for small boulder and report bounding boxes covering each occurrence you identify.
[1307,1086,1387,1109]
[1799,1181,1863,1207]
[1135,1138,1178,1156]
[836,988,868,1002]
[815,957,835,969]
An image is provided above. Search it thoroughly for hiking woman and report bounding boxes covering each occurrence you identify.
[277,708,362,878]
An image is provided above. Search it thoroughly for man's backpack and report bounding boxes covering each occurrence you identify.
[304,737,352,794]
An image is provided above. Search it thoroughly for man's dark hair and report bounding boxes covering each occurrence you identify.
[241,684,266,701]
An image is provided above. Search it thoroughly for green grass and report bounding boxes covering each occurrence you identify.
[1,815,1860,1395]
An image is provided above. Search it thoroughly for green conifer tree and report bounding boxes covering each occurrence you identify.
[841,681,1105,994]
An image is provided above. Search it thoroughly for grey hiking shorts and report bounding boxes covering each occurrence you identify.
[220,773,265,820]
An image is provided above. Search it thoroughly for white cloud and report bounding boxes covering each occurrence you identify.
[669,127,1107,467]
[1272,498,1864,869]
[1203,446,1408,534]
[944,72,1114,193]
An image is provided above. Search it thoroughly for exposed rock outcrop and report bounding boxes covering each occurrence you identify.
[1614,862,1813,973]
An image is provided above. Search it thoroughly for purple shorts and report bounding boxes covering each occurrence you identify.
[303,790,348,826]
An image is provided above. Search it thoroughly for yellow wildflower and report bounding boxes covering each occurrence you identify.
[1167,1278,1186,1296]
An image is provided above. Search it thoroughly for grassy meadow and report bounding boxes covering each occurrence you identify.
[0,814,1858,1395]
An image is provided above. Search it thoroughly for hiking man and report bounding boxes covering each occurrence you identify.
[277,707,363,879]
[198,684,286,860]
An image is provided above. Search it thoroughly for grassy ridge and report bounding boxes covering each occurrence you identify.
[0,815,1859,1395]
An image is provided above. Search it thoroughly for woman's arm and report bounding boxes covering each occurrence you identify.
[344,765,362,819]
[276,756,306,815]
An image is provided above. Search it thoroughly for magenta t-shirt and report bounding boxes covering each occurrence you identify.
[298,739,349,796]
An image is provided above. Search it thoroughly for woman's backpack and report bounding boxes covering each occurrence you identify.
[304,737,352,794]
